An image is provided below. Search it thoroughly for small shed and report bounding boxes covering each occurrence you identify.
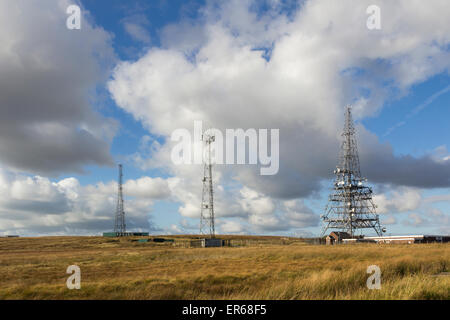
[205,238,224,247]
[326,232,351,244]
[190,238,224,248]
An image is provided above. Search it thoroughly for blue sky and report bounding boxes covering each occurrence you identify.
[363,74,450,156]
[0,0,449,237]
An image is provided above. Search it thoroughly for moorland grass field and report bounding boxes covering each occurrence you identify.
[0,236,448,300]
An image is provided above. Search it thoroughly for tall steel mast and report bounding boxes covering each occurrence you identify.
[114,164,126,236]
[200,132,215,238]
[321,106,384,237]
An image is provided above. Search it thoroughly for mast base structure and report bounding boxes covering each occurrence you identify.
[321,106,385,238]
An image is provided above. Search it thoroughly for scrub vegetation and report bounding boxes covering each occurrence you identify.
[0,236,448,300]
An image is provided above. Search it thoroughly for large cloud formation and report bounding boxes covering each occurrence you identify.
[0,168,171,236]
[108,0,450,232]
[1,0,449,236]
[0,0,116,174]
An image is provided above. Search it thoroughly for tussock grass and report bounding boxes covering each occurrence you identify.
[0,236,448,299]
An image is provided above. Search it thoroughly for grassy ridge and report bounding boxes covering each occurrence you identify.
[0,236,448,299]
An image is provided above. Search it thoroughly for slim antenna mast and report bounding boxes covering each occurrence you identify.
[200,131,215,238]
[114,164,126,236]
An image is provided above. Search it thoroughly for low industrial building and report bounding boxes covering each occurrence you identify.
[103,232,149,237]
[327,233,450,244]
[364,235,450,244]
[190,238,224,248]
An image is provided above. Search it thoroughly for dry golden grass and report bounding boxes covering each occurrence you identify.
[0,236,448,300]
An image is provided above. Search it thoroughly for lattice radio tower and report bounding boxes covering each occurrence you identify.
[200,132,216,238]
[114,164,126,236]
[321,106,385,237]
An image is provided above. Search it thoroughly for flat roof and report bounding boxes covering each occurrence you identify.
[364,235,448,240]
[365,235,423,239]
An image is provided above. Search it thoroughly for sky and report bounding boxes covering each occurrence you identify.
[0,0,449,237]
